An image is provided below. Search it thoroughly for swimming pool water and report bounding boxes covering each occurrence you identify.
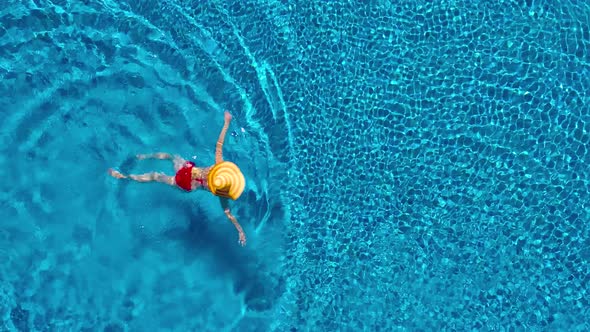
[1,0,589,331]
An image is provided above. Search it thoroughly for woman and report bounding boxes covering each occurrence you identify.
[108,111,247,246]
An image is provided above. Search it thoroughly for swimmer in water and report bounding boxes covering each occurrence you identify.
[108,111,247,246]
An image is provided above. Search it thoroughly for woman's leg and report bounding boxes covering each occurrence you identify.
[136,152,173,160]
[172,155,187,172]
[136,152,186,172]
[108,168,175,186]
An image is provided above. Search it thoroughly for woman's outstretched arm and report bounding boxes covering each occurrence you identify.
[220,197,246,246]
[215,111,232,164]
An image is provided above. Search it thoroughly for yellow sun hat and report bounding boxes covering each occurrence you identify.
[207,161,246,200]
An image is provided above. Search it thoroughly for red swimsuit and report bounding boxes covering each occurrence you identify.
[175,161,205,192]
[175,161,195,191]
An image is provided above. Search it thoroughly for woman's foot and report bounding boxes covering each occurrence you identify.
[108,168,127,179]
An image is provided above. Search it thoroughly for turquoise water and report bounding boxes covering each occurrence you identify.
[1,0,589,331]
